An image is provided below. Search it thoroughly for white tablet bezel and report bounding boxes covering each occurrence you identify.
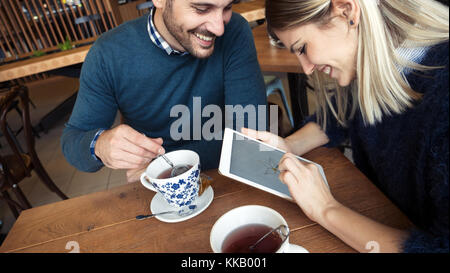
[219,128,329,202]
[219,127,294,202]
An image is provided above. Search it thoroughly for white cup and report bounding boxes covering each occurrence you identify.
[210,205,308,253]
[140,150,200,209]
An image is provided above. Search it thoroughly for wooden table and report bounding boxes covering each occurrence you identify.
[252,23,309,129]
[0,147,412,253]
[252,23,301,74]
[0,45,91,83]
[234,0,265,22]
[0,46,90,133]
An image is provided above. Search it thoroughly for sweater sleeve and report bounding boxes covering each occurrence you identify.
[60,40,118,172]
[401,81,449,253]
[401,45,449,253]
[401,129,449,252]
[301,93,350,147]
[222,13,267,131]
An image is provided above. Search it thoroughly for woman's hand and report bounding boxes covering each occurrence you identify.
[278,153,338,223]
[241,127,293,153]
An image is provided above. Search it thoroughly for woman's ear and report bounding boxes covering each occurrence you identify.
[330,0,360,27]
[152,0,164,9]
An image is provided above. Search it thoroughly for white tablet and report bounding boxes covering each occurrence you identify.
[219,128,329,202]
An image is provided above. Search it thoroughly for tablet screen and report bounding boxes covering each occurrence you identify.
[229,133,292,198]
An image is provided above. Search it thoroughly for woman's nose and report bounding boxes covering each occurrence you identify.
[297,55,316,75]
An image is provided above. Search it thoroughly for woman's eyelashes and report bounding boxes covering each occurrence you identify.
[298,44,307,55]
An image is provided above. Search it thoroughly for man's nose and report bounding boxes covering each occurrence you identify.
[297,55,316,75]
[206,11,226,37]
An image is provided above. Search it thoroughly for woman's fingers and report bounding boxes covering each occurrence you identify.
[278,156,307,186]
[279,153,305,171]
[240,127,256,137]
[241,127,268,141]
[278,154,335,223]
[241,127,281,148]
[279,170,298,188]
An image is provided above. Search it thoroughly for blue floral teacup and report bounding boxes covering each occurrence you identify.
[140,150,200,209]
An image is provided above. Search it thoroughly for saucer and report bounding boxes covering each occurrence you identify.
[286,244,309,253]
[150,186,214,223]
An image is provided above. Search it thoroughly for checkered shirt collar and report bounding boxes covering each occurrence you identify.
[147,7,188,56]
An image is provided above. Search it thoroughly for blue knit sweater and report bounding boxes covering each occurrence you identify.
[311,42,449,252]
[61,13,267,172]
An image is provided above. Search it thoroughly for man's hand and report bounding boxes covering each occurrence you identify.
[95,124,164,170]
[126,166,148,183]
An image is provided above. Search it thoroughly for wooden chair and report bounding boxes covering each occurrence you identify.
[0,155,27,215]
[264,75,295,128]
[75,14,102,38]
[0,85,68,218]
[136,1,154,16]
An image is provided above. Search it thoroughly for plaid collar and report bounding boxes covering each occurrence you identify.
[147,7,189,56]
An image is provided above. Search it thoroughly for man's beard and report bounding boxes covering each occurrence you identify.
[162,5,216,58]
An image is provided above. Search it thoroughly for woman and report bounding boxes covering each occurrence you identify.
[243,0,448,252]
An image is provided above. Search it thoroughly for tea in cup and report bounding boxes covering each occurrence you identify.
[210,205,308,253]
[140,150,200,209]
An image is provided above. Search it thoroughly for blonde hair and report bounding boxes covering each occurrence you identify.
[266,0,449,128]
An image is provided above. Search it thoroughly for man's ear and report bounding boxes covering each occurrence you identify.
[330,0,360,27]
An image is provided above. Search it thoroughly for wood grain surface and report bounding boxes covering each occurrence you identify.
[0,45,91,82]
[0,147,412,253]
[252,23,303,73]
[233,0,265,22]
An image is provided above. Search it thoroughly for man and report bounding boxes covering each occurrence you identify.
[61,0,267,182]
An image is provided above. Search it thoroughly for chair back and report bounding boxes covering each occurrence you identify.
[0,153,25,211]
[1,86,67,217]
[0,148,21,190]
[0,85,35,178]
[0,150,9,183]
[75,14,103,38]
[0,0,120,63]
[137,1,154,16]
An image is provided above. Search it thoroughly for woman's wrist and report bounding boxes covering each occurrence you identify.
[284,122,329,156]
[314,199,343,227]
[283,136,296,154]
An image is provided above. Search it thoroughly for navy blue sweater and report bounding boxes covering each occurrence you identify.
[311,42,449,252]
[61,13,266,172]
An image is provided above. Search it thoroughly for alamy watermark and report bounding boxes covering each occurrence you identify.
[169,97,279,141]
[65,241,80,253]
[65,240,381,253]
[365,241,380,253]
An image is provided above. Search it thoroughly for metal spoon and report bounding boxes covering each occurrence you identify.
[248,224,290,251]
[159,154,191,177]
[136,205,197,220]
[140,133,191,177]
